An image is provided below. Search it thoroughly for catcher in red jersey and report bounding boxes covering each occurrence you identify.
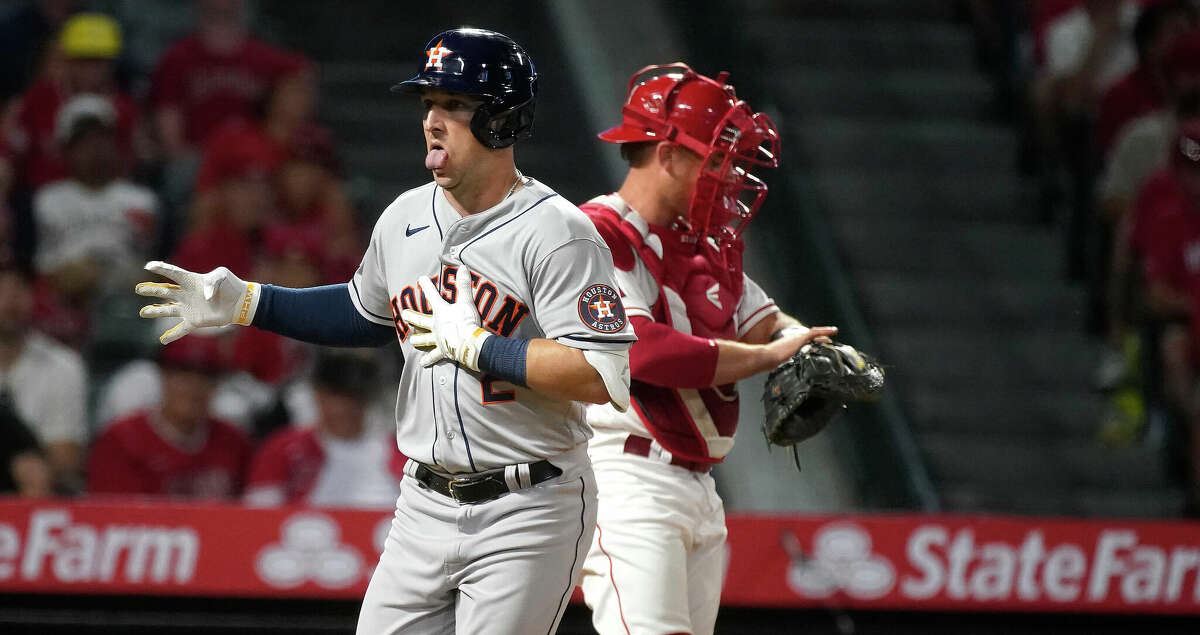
[578,64,837,635]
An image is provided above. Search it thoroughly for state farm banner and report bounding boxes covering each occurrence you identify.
[1,501,1199,614]
[724,514,1200,614]
[0,500,391,599]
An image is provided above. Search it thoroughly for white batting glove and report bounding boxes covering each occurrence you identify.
[135,261,261,344]
[401,266,491,370]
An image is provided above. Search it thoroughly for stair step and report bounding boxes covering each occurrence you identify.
[877,328,1097,391]
[940,483,1187,517]
[1076,487,1188,517]
[905,388,1102,440]
[856,273,1086,327]
[791,119,1015,172]
[829,217,1060,277]
[922,433,1172,491]
[779,69,994,120]
[806,170,1034,223]
[747,18,975,72]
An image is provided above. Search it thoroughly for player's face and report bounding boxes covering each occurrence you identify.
[420,88,486,188]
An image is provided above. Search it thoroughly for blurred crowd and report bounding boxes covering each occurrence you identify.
[970,0,1200,508]
[0,0,403,508]
[11,0,1200,515]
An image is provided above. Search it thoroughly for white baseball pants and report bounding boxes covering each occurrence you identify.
[356,445,596,634]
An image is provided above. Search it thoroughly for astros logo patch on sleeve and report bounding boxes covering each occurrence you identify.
[578,283,627,333]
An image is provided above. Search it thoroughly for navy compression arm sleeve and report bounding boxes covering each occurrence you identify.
[250,284,395,347]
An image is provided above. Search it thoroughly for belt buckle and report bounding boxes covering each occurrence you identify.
[447,476,498,504]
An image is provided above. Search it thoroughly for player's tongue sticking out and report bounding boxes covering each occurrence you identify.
[426,148,448,170]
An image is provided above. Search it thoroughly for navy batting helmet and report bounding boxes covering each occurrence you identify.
[393,28,537,149]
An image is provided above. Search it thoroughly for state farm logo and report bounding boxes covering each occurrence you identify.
[255,513,363,589]
[784,522,896,599]
[0,508,198,585]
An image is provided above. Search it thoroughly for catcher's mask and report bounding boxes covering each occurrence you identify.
[598,63,780,243]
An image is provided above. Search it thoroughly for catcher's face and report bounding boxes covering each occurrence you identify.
[420,88,487,189]
[653,143,706,228]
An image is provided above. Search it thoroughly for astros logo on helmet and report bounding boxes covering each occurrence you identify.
[424,39,452,70]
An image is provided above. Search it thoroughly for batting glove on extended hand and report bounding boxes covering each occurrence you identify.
[135,261,261,344]
[402,266,491,370]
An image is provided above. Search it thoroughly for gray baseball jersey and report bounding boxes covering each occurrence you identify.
[349,177,636,474]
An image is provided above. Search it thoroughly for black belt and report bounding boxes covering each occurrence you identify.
[412,460,563,504]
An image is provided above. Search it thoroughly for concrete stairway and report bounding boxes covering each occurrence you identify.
[736,0,1183,516]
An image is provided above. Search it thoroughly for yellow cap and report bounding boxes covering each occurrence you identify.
[59,13,122,59]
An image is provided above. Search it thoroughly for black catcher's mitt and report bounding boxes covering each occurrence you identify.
[762,342,885,451]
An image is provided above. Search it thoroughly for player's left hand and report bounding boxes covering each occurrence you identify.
[402,266,492,371]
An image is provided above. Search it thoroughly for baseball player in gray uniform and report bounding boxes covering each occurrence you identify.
[135,28,635,635]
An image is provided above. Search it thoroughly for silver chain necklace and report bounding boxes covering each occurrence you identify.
[504,169,525,200]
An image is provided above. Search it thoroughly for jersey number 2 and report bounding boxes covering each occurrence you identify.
[481,374,516,404]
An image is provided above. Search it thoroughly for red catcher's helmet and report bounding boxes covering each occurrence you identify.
[599,63,780,243]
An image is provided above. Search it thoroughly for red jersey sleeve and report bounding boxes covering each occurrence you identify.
[628,316,719,388]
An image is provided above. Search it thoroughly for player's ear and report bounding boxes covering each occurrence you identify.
[656,142,680,178]
[659,142,701,182]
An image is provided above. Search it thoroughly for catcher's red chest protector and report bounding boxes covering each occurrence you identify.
[583,198,749,463]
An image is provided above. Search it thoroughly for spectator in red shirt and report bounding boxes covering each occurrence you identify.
[275,128,360,283]
[189,67,319,229]
[244,351,404,508]
[169,140,276,279]
[87,335,252,499]
[7,12,138,190]
[1141,121,1200,503]
[150,0,307,159]
[1141,123,1200,322]
[1096,0,1197,159]
[1096,28,1200,389]
[225,225,325,401]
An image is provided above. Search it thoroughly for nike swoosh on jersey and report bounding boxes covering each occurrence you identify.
[406,224,430,237]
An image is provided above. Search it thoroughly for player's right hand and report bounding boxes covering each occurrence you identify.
[135,261,261,344]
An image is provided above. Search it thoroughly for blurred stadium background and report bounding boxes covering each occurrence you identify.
[1,0,1199,632]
